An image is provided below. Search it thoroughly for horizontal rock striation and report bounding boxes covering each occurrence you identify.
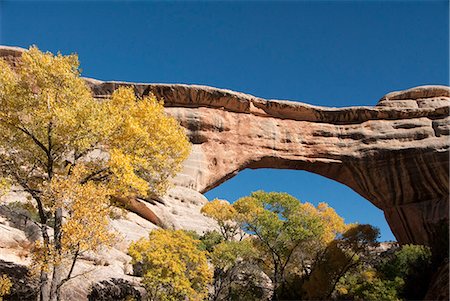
[1,45,448,247]
[88,80,449,249]
[1,45,449,300]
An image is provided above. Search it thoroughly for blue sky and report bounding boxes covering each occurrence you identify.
[1,0,448,241]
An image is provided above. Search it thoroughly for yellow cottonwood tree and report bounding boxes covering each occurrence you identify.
[203,191,350,300]
[201,199,241,240]
[128,229,212,301]
[0,46,190,301]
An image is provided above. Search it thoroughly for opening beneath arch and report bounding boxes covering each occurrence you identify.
[204,168,395,242]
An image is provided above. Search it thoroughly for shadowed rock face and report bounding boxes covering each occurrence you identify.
[1,46,449,247]
[87,80,450,248]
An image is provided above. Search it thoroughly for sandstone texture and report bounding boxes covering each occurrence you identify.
[0,45,449,300]
[85,79,449,248]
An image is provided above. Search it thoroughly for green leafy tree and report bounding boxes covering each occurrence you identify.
[233,191,327,300]
[336,268,403,301]
[0,47,190,301]
[380,244,432,300]
[202,192,389,301]
[199,230,224,253]
[335,244,432,301]
[128,229,212,301]
[209,240,256,301]
[303,224,380,299]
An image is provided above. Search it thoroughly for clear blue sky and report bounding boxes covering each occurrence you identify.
[1,0,448,241]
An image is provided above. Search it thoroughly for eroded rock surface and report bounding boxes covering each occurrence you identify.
[0,45,448,300]
[1,45,448,247]
[85,78,449,248]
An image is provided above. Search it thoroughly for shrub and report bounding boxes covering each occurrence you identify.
[128,229,212,301]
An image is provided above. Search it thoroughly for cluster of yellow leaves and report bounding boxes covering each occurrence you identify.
[201,199,241,240]
[300,202,347,244]
[29,171,108,273]
[31,166,116,275]
[106,87,191,197]
[0,274,12,300]
[0,178,10,197]
[0,46,190,200]
[201,199,236,222]
[0,46,191,298]
[128,229,212,301]
[49,167,115,244]
[30,241,57,275]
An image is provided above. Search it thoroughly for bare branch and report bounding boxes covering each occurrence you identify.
[16,126,49,155]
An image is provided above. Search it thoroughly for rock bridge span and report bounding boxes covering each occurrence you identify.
[1,46,449,247]
[88,80,449,247]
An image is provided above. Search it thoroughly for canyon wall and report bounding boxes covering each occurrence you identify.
[1,45,448,246]
[89,79,449,247]
[1,45,449,300]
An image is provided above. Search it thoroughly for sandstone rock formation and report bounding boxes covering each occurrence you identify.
[85,79,449,248]
[1,46,448,246]
[0,45,448,300]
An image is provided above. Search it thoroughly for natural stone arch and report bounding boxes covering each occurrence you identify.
[112,83,448,247]
[1,46,448,247]
[2,45,449,301]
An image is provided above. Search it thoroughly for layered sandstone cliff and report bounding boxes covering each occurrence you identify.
[1,45,448,246]
[0,45,448,300]
[83,79,450,247]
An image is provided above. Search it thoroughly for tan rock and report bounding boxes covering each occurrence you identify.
[88,80,448,248]
[1,46,447,247]
[0,45,448,300]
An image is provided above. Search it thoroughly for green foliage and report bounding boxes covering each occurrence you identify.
[210,240,255,271]
[303,224,380,300]
[380,244,432,300]
[128,229,212,301]
[381,244,431,280]
[336,269,403,301]
[199,230,224,253]
[201,191,356,300]
[234,191,324,259]
[233,191,331,298]
[335,244,432,301]
[340,224,380,252]
[5,201,41,224]
[182,230,201,241]
[209,240,260,301]
[200,192,434,301]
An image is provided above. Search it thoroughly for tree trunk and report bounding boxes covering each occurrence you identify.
[271,262,279,301]
[49,208,63,301]
[49,265,63,301]
[39,271,50,301]
[37,212,51,301]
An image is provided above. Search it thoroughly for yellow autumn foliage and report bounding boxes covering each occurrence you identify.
[0,275,12,301]
[0,46,191,300]
[202,191,353,300]
[201,199,241,240]
[128,229,212,301]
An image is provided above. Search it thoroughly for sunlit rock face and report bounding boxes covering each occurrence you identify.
[1,46,449,299]
[1,45,449,246]
[88,79,449,248]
